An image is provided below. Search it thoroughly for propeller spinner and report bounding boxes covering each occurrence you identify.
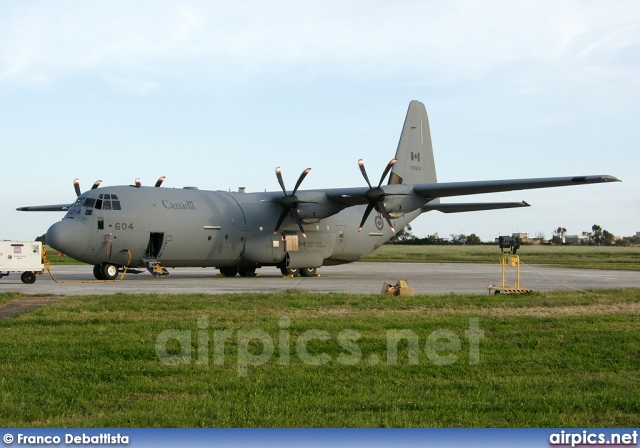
[357,158,398,233]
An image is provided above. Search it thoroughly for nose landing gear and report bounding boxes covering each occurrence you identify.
[93,263,120,280]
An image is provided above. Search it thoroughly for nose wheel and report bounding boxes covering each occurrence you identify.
[93,263,119,280]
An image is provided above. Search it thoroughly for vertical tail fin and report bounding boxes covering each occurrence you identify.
[389,100,438,186]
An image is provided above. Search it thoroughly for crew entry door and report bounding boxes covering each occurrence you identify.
[145,232,165,259]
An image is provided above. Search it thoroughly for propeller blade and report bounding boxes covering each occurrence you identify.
[358,159,372,189]
[135,178,141,187]
[290,209,307,238]
[74,179,81,197]
[358,202,376,232]
[155,176,166,188]
[275,167,287,195]
[292,168,311,195]
[377,202,396,233]
[273,209,290,234]
[91,180,102,190]
[377,158,397,188]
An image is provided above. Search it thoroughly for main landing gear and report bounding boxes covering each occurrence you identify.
[280,267,317,277]
[218,266,318,277]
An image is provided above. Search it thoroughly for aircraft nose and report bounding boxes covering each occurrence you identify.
[46,219,89,260]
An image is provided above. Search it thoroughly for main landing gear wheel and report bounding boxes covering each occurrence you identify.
[280,267,300,277]
[101,263,119,281]
[21,271,36,284]
[299,267,317,277]
[219,267,238,277]
[238,267,256,277]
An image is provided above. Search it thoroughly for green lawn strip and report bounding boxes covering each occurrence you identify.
[0,290,638,427]
[365,245,640,271]
[42,246,86,266]
[42,245,640,270]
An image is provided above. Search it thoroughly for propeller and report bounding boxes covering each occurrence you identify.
[357,158,398,233]
[135,178,141,187]
[155,176,166,187]
[73,178,102,197]
[270,166,312,237]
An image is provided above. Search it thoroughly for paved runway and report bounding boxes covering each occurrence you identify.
[1,262,639,296]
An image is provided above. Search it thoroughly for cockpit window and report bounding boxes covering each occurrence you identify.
[81,193,121,211]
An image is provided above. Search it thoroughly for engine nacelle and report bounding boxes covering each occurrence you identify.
[285,251,323,269]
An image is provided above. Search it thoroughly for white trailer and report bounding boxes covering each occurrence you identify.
[0,241,45,284]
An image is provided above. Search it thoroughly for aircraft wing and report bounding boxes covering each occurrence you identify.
[412,175,620,199]
[16,204,72,212]
[323,175,619,206]
[421,201,530,213]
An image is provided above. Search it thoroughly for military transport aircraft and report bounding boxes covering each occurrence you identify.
[18,101,619,280]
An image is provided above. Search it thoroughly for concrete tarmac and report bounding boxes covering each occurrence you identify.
[1,262,639,296]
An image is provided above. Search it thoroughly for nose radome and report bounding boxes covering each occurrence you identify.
[46,219,89,260]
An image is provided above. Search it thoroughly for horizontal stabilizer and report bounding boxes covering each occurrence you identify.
[16,204,72,212]
[421,201,530,214]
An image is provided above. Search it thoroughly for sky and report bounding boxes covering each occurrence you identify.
[1,1,639,242]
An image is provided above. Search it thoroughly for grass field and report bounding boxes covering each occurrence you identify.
[365,245,640,271]
[42,246,86,265]
[1,289,639,427]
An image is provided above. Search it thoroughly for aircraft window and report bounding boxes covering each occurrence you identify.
[83,198,96,208]
[95,199,102,210]
[104,194,111,200]
[112,201,121,210]
[98,194,103,199]
[111,194,119,200]
[103,200,112,210]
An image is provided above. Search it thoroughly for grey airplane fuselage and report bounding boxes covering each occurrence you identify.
[49,185,411,270]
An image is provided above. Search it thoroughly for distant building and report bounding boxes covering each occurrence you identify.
[493,232,545,245]
[565,234,589,245]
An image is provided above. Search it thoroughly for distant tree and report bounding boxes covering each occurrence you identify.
[602,230,616,245]
[450,233,467,245]
[551,227,567,245]
[592,224,604,245]
[535,232,546,243]
[424,233,440,245]
[617,237,634,247]
[582,230,594,245]
[465,233,483,245]
[389,224,416,243]
[550,235,563,245]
